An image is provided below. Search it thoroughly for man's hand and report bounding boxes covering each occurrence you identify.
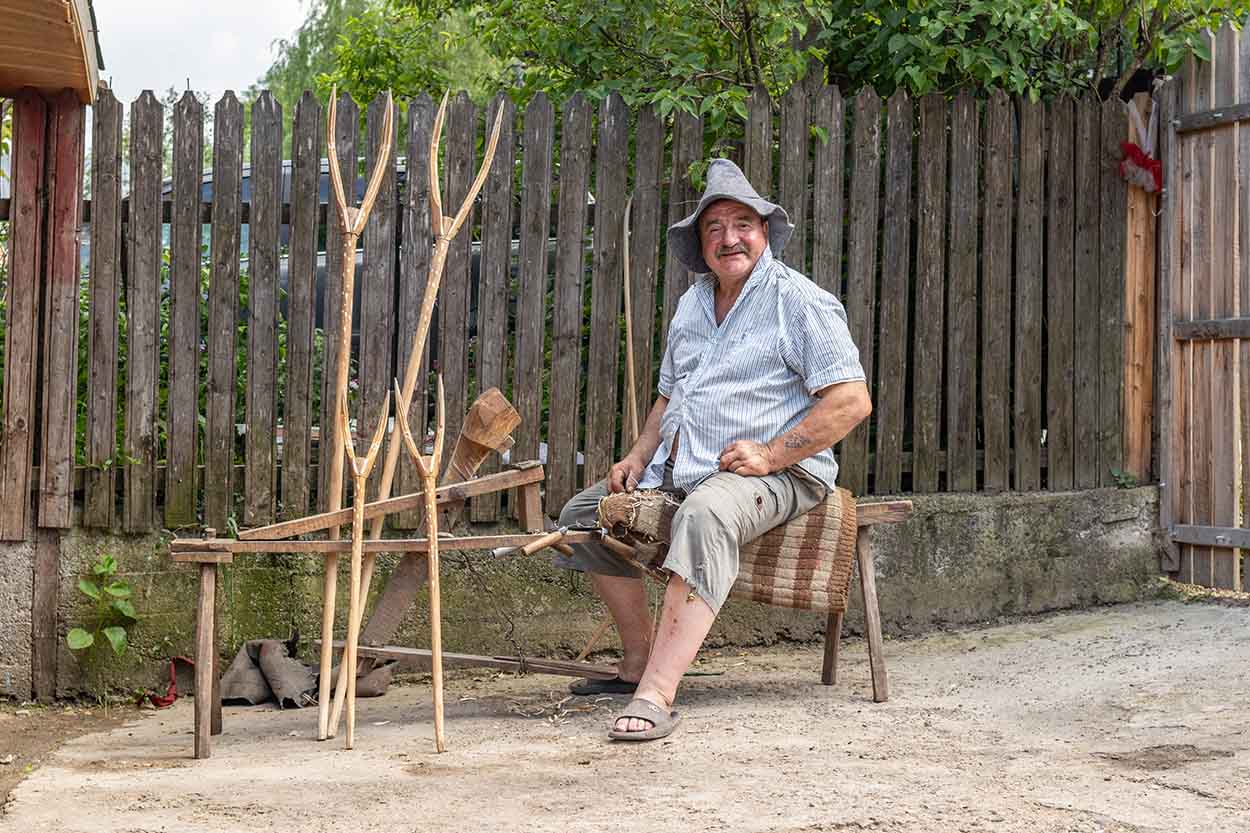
[608,455,645,493]
[719,440,775,477]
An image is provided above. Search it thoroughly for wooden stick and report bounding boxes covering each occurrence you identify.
[574,616,614,662]
[172,530,597,555]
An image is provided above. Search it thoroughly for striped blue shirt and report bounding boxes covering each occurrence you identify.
[639,248,865,493]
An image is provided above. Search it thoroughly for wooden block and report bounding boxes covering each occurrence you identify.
[194,563,217,759]
[171,551,234,565]
[856,501,913,526]
[517,482,544,533]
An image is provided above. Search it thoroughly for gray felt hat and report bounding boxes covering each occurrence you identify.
[666,158,793,274]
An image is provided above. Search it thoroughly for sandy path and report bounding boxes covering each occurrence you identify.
[4,600,1247,833]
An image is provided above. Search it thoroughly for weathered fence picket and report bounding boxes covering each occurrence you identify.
[980,92,1012,493]
[946,92,978,493]
[912,94,946,494]
[1014,99,1044,492]
[1046,97,1076,492]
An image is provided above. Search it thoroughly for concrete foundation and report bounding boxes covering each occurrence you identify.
[0,486,1163,699]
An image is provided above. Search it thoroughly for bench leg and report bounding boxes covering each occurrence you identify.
[856,529,889,703]
[821,611,843,685]
[194,563,217,759]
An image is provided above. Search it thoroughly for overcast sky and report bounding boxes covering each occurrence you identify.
[94,1,307,104]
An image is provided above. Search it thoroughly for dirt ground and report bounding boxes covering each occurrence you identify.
[2,598,1248,833]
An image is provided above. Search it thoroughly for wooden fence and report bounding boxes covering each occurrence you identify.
[1159,22,1249,591]
[0,80,1152,538]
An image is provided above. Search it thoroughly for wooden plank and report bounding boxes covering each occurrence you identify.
[204,93,244,530]
[318,92,357,514]
[440,92,477,457]
[171,551,234,565]
[243,93,282,526]
[1014,98,1044,492]
[1045,97,1076,491]
[359,92,399,502]
[1174,317,1250,339]
[1073,95,1102,489]
[810,86,845,296]
[0,90,46,540]
[334,642,618,680]
[856,533,888,703]
[1189,40,1215,585]
[546,91,590,508]
[778,81,810,271]
[981,91,1013,492]
[240,462,546,541]
[1122,93,1157,486]
[123,91,163,533]
[661,111,702,340]
[946,91,978,492]
[873,91,912,494]
[1155,78,1181,573]
[194,563,216,759]
[1172,524,1250,550]
[1175,57,1200,582]
[82,88,123,528]
[585,93,627,484]
[472,94,516,523]
[164,91,203,528]
[395,95,434,528]
[743,87,773,200]
[1240,28,1250,589]
[514,94,554,509]
[911,95,946,494]
[627,106,666,436]
[857,500,914,526]
[179,530,595,555]
[1098,97,1128,489]
[1209,22,1239,590]
[38,90,85,528]
[516,481,545,533]
[838,90,881,496]
[1176,100,1250,133]
[31,528,59,701]
[282,91,321,521]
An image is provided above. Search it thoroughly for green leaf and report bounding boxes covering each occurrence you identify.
[111,599,138,620]
[77,578,101,600]
[102,626,128,657]
[66,628,94,650]
[103,581,131,599]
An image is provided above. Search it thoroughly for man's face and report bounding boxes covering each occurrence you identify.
[698,199,768,283]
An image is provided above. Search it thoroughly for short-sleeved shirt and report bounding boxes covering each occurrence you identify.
[638,247,865,493]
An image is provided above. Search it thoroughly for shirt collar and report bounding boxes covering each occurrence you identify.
[696,246,776,325]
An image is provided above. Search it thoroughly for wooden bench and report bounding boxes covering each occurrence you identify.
[172,477,910,758]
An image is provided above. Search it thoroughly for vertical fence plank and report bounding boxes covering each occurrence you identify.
[282,91,321,521]
[204,93,244,530]
[471,93,516,522]
[318,92,357,513]
[0,90,46,540]
[38,91,85,528]
[123,91,163,533]
[586,93,628,483]
[243,93,282,526]
[873,92,912,494]
[1098,98,1128,490]
[946,92,978,492]
[395,95,434,528]
[165,91,204,527]
[981,92,1013,492]
[743,87,773,199]
[779,82,810,271]
[1210,23,1239,589]
[1189,42,1216,584]
[1122,93,1157,486]
[1073,95,1102,490]
[840,90,881,496]
[661,112,703,342]
[360,92,398,501]
[1155,79,1180,573]
[83,88,122,528]
[1014,99,1044,492]
[811,86,845,296]
[628,106,666,428]
[912,95,947,493]
[441,93,476,459]
[514,94,554,505]
[1046,97,1076,491]
[1175,59,1200,582]
[1240,30,1250,588]
[546,94,588,509]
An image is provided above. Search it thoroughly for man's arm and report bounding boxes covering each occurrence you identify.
[607,395,669,492]
[718,380,871,476]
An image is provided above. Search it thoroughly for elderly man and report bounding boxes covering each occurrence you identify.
[556,158,871,741]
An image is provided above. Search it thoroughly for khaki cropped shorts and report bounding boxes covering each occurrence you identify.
[553,462,827,613]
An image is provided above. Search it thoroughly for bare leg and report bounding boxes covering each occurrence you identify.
[589,573,653,681]
[616,574,716,733]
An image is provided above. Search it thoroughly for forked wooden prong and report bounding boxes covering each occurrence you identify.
[428,91,449,236]
[351,90,395,237]
[357,390,391,480]
[338,393,358,465]
[325,85,350,232]
[430,374,447,478]
[392,379,431,478]
[443,105,506,243]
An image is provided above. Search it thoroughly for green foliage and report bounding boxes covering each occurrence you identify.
[257,0,374,115]
[66,554,139,666]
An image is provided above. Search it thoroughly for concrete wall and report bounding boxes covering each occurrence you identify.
[0,486,1163,699]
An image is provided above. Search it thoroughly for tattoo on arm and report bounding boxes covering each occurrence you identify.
[783,432,812,450]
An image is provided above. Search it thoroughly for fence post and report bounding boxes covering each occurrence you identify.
[1123,93,1158,483]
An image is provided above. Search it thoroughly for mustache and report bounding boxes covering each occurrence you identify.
[717,245,748,256]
